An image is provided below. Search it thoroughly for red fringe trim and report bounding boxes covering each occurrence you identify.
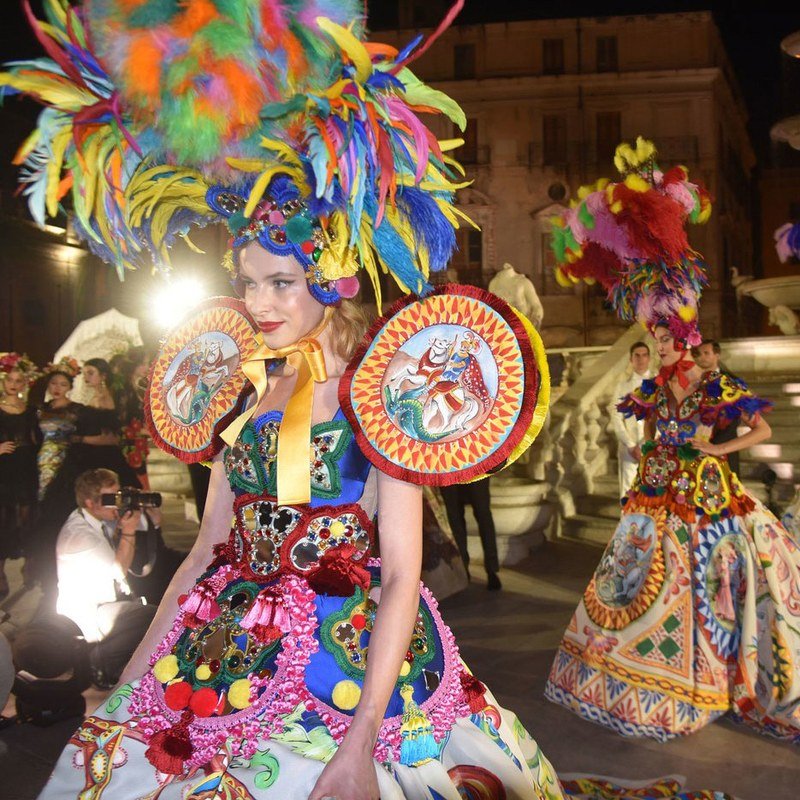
[338,284,540,486]
[460,671,488,714]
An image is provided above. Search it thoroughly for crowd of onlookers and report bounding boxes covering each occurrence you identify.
[0,349,179,686]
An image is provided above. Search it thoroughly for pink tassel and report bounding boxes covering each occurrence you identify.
[240,588,291,646]
[180,583,221,629]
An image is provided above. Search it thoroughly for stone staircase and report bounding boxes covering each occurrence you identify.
[561,376,800,547]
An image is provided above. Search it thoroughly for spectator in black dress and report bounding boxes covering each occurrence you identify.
[0,354,41,596]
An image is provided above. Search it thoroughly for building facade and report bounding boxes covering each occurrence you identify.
[377,10,756,345]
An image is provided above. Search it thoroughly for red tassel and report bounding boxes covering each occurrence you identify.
[306,544,371,597]
[460,671,488,714]
[145,710,194,775]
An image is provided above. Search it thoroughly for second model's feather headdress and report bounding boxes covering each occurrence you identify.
[550,137,712,346]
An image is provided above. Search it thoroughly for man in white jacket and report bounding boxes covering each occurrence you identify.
[610,341,652,497]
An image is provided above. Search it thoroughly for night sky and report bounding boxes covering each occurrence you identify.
[2,3,799,162]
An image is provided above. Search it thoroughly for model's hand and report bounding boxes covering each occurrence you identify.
[689,438,723,456]
[0,442,16,455]
[308,746,378,800]
[628,445,642,460]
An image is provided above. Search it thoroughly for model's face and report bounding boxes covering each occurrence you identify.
[653,327,681,365]
[694,343,719,371]
[4,369,26,396]
[630,347,650,376]
[83,365,102,387]
[132,361,149,380]
[48,374,71,399]
[238,243,325,350]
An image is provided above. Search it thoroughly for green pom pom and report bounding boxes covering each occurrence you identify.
[228,211,247,233]
[641,440,656,455]
[286,215,313,244]
[678,443,699,461]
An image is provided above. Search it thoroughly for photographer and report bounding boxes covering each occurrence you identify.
[55,468,157,687]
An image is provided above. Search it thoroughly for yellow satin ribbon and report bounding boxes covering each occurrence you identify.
[221,308,332,505]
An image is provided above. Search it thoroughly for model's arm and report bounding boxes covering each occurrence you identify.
[691,415,771,457]
[116,458,235,685]
[309,472,423,800]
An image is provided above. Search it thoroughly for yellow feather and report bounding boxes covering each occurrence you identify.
[315,17,372,83]
[0,74,94,110]
[45,129,72,218]
[13,128,41,165]
[245,165,291,217]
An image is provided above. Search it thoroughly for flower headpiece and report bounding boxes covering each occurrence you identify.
[1,0,472,309]
[775,222,800,263]
[44,356,81,380]
[550,137,712,347]
[0,353,41,385]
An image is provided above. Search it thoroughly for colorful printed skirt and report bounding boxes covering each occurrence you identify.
[546,493,800,743]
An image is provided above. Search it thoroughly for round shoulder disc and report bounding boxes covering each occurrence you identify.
[339,285,550,485]
[145,297,259,463]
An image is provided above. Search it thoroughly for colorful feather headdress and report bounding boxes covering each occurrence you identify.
[550,137,712,346]
[1,0,472,307]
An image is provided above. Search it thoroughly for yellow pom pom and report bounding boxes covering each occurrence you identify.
[228,678,252,710]
[196,664,212,681]
[329,520,346,537]
[624,174,650,193]
[332,680,362,711]
[596,178,610,191]
[678,304,696,322]
[400,661,412,678]
[153,655,179,684]
[610,200,623,214]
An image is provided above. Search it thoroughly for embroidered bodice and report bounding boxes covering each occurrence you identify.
[616,372,771,520]
[220,408,376,586]
[618,371,771,448]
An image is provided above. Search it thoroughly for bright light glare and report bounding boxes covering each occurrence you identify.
[152,278,207,328]
[783,383,800,394]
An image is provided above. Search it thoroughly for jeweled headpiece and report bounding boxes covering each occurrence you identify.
[1,0,472,308]
[550,137,712,346]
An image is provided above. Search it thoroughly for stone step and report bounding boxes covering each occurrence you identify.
[575,493,624,519]
[562,514,618,547]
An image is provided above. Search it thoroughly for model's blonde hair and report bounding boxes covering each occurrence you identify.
[329,299,372,363]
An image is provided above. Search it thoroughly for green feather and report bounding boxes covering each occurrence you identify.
[395,67,466,131]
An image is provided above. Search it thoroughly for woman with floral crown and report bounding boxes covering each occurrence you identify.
[3,4,735,799]
[545,139,800,745]
[0,353,41,596]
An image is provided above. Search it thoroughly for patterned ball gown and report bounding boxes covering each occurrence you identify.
[39,406,564,799]
[546,371,800,743]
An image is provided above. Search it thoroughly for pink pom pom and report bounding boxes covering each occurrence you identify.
[334,276,360,299]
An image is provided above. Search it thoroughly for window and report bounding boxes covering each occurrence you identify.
[596,35,618,72]
[451,228,484,287]
[596,111,621,164]
[453,44,476,79]
[456,118,478,164]
[543,38,565,75]
[542,114,567,165]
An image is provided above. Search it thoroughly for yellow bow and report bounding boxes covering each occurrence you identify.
[221,308,332,504]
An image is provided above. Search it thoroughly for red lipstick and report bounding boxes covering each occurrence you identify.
[258,321,283,333]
